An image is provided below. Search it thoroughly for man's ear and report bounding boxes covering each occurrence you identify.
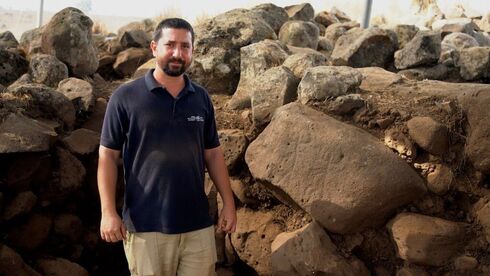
[150,40,157,57]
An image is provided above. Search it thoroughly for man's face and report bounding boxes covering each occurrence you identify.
[151,28,193,77]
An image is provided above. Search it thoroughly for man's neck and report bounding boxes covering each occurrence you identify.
[153,68,185,98]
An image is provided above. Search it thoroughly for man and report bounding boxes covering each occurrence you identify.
[97,18,236,276]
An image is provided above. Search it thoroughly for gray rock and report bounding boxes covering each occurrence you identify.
[317,37,334,57]
[250,3,289,34]
[57,77,96,114]
[9,84,76,128]
[0,113,57,153]
[251,66,299,126]
[0,244,41,276]
[407,116,449,156]
[0,31,19,49]
[388,213,467,266]
[62,128,100,155]
[19,27,44,58]
[2,191,37,221]
[113,47,152,77]
[397,64,450,81]
[119,29,151,49]
[230,208,283,275]
[0,48,29,86]
[218,129,248,170]
[245,103,426,234]
[271,222,369,275]
[440,32,479,66]
[228,40,288,109]
[456,46,490,80]
[394,25,419,49]
[30,54,69,87]
[36,257,89,276]
[394,31,441,70]
[331,27,397,68]
[329,94,365,115]
[284,3,315,21]
[189,9,276,95]
[282,52,328,79]
[279,20,320,49]
[41,7,98,77]
[297,66,362,104]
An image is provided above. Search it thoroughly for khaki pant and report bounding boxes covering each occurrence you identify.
[123,226,217,276]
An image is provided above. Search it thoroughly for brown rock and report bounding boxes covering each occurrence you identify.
[81,98,107,133]
[394,25,419,49]
[8,213,52,251]
[426,164,454,195]
[229,178,257,206]
[0,244,41,276]
[57,78,96,114]
[54,214,83,242]
[396,267,430,276]
[56,147,86,193]
[132,57,155,79]
[218,129,247,170]
[407,116,449,156]
[454,255,478,270]
[250,3,289,34]
[29,54,68,87]
[62,128,100,155]
[282,52,328,79]
[394,31,441,70]
[314,11,340,27]
[384,129,417,162]
[278,20,320,49]
[475,197,490,243]
[113,47,152,77]
[36,257,89,276]
[388,213,467,266]
[284,3,314,21]
[2,191,37,221]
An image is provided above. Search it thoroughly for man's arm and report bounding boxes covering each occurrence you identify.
[204,146,237,233]
[98,145,126,242]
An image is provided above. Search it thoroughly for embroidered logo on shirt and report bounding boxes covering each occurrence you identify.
[187,115,204,122]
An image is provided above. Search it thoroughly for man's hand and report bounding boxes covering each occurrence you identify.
[100,212,127,242]
[218,203,237,234]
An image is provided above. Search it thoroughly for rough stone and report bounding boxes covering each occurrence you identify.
[56,147,86,193]
[218,129,248,170]
[314,11,340,27]
[0,31,19,49]
[407,116,449,156]
[2,191,37,221]
[394,31,441,70]
[426,164,454,195]
[384,129,417,162]
[324,21,360,46]
[19,27,44,58]
[246,103,426,234]
[331,27,397,68]
[132,57,155,79]
[388,213,466,266]
[57,77,96,114]
[36,257,89,276]
[440,32,479,66]
[454,255,478,271]
[475,197,490,243]
[394,25,419,49]
[228,39,288,109]
[0,48,29,86]
[8,212,52,251]
[0,113,57,153]
[396,267,430,276]
[358,67,403,91]
[284,3,314,21]
[230,208,283,275]
[41,7,98,77]
[189,9,276,95]
[432,18,478,36]
[81,98,107,133]
[250,3,289,34]
[229,178,257,206]
[330,7,351,22]
[29,54,69,87]
[62,128,100,155]
[282,52,328,79]
[118,29,150,49]
[0,244,40,276]
[54,213,83,242]
[271,222,369,275]
[456,47,490,80]
[113,47,152,77]
[278,20,320,49]
[329,94,365,115]
[397,64,450,81]
[251,66,299,126]
[297,66,362,104]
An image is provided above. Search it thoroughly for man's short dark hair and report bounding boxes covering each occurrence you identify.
[153,18,195,44]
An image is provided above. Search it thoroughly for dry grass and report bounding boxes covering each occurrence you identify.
[153,7,183,24]
[194,12,211,26]
[92,20,108,35]
[412,0,438,12]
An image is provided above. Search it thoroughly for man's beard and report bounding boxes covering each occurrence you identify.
[161,57,188,77]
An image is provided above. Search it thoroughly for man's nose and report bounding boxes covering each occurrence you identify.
[172,46,182,58]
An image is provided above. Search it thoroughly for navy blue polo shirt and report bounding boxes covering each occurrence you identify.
[100,69,220,234]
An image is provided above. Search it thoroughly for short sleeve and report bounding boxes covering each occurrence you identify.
[100,89,128,150]
[203,92,220,149]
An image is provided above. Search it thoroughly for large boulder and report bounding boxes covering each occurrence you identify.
[132,57,155,79]
[271,222,369,275]
[56,147,86,194]
[118,29,151,49]
[250,3,289,34]
[57,77,96,115]
[251,66,299,126]
[394,24,419,49]
[0,244,40,276]
[0,49,29,86]
[246,103,426,234]
[228,40,288,109]
[62,128,100,155]
[0,31,19,49]
[41,7,98,77]
[282,52,328,79]
[331,27,397,68]
[29,54,69,87]
[19,27,44,58]
[314,11,340,28]
[440,32,479,66]
[9,84,76,128]
[278,20,320,49]
[230,208,283,275]
[113,47,152,77]
[0,113,57,153]
[81,98,107,133]
[297,66,362,104]
[8,212,52,251]
[188,9,277,95]
[397,64,450,81]
[394,31,441,70]
[218,129,248,171]
[388,213,467,266]
[455,47,490,80]
[36,257,89,276]
[431,18,478,36]
[324,21,360,46]
[284,3,315,21]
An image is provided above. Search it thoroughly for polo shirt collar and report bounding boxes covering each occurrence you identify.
[144,68,196,94]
